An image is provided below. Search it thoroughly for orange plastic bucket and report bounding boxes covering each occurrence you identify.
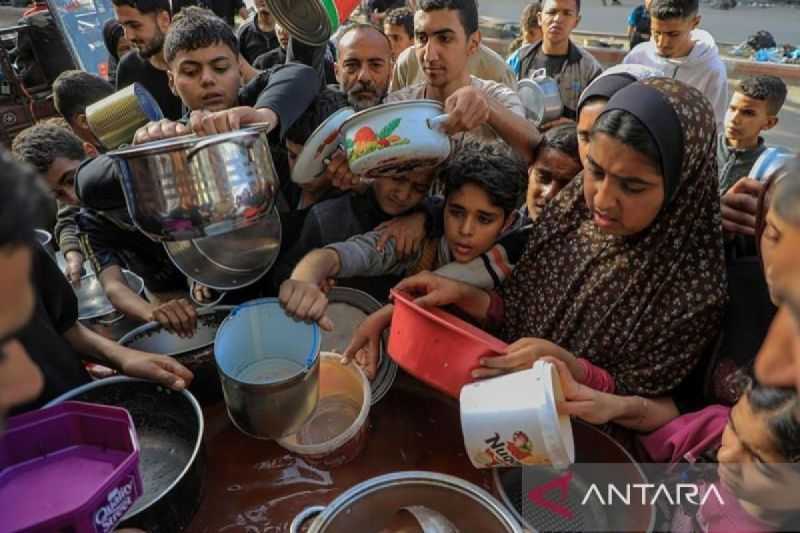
[387,290,508,398]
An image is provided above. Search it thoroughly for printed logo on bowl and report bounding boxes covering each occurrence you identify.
[93,476,137,533]
[472,431,551,468]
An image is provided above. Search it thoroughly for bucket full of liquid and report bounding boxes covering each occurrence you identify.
[277,352,371,468]
[214,298,321,439]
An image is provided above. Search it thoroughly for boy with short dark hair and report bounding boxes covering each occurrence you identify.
[718,75,787,194]
[383,7,414,58]
[11,123,196,336]
[623,0,727,126]
[52,71,115,147]
[279,141,529,327]
[526,123,582,220]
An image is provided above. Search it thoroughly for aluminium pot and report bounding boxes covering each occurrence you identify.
[46,377,206,533]
[108,124,278,242]
[339,100,451,179]
[290,471,524,533]
[118,306,233,404]
[76,269,146,340]
[518,68,563,126]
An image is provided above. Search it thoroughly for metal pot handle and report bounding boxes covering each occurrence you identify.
[186,129,261,161]
[426,113,450,134]
[190,281,227,308]
[289,505,325,533]
[97,310,126,326]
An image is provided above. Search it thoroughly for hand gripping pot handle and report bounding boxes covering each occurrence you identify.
[290,505,326,533]
[185,128,263,161]
[189,282,227,308]
[426,113,450,134]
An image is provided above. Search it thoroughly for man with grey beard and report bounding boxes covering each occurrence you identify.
[333,24,393,111]
[113,0,184,120]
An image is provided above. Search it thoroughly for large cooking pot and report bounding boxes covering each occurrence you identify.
[108,124,278,242]
[76,269,146,340]
[46,377,206,533]
[493,420,655,532]
[518,68,563,126]
[339,100,451,178]
[118,306,233,404]
[290,471,523,533]
[163,205,282,292]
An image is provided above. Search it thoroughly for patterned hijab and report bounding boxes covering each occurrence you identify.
[499,78,727,396]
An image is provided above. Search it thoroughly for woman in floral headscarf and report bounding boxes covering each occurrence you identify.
[390,78,727,398]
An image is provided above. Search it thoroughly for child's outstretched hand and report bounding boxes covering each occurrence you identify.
[278,279,334,331]
[544,356,622,426]
[342,305,393,379]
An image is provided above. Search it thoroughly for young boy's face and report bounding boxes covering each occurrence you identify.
[168,43,241,112]
[725,92,778,148]
[43,157,81,206]
[526,147,581,220]
[286,140,332,194]
[413,8,479,90]
[373,173,433,216]
[762,207,800,314]
[444,182,509,263]
[384,22,412,58]
[650,15,699,58]
[538,0,580,48]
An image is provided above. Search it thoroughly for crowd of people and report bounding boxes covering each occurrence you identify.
[1,0,799,530]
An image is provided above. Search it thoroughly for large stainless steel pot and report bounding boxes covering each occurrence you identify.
[47,377,206,533]
[108,124,278,242]
[518,68,563,126]
[290,471,523,533]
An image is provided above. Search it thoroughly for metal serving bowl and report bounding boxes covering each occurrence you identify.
[75,269,144,321]
[108,124,278,242]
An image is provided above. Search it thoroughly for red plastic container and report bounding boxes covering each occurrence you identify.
[388,290,508,398]
[0,401,142,533]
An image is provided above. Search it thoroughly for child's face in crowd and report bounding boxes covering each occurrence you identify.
[526,147,581,219]
[413,8,478,89]
[384,23,412,58]
[286,140,332,194]
[254,0,271,20]
[335,29,392,111]
[373,173,432,216]
[43,157,80,206]
[0,244,41,428]
[717,394,800,512]
[444,183,509,263]
[584,133,665,236]
[650,15,699,58]
[577,99,605,169]
[524,25,543,44]
[725,92,778,149]
[169,44,240,112]
[761,207,800,312]
[114,6,169,59]
[117,34,133,58]
[538,0,580,47]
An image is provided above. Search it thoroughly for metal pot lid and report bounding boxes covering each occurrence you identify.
[292,107,355,185]
[107,125,269,159]
[163,207,282,291]
[265,0,332,46]
[339,99,445,133]
[76,269,144,321]
[322,287,397,405]
[119,306,233,357]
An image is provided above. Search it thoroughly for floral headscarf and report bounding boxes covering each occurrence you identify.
[499,78,727,396]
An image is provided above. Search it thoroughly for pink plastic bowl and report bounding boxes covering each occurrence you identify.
[388,290,508,398]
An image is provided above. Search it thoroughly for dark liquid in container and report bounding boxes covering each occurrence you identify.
[187,375,491,532]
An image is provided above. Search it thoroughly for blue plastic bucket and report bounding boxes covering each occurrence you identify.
[214,298,321,439]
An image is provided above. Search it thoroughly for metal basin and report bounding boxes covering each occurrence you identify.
[119,306,233,403]
[291,471,523,533]
[108,124,278,241]
[163,205,281,291]
[75,269,144,321]
[47,377,206,533]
